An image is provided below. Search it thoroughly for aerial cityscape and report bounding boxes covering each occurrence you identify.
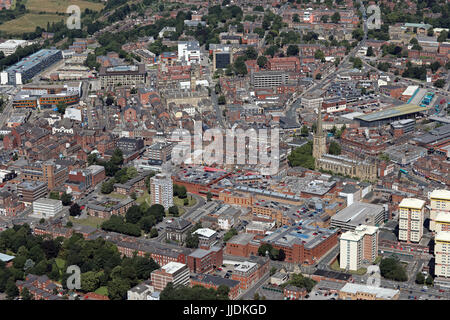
[0,0,448,304]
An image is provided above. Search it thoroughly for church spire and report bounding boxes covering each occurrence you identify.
[317,105,323,136]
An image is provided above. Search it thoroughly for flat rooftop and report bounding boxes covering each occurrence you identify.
[332,202,384,226]
[340,283,399,299]
[399,198,426,209]
[355,104,429,122]
[161,261,187,274]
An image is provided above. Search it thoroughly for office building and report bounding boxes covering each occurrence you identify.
[17,180,48,204]
[1,49,62,85]
[340,225,379,271]
[250,70,289,88]
[147,142,173,165]
[150,173,173,210]
[150,262,190,291]
[32,198,63,218]
[177,41,201,65]
[117,137,145,153]
[331,202,385,231]
[0,39,30,56]
[98,64,146,88]
[21,160,68,190]
[430,189,450,232]
[398,198,426,243]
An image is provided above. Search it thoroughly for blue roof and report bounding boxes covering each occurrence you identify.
[0,253,15,262]
[5,49,61,73]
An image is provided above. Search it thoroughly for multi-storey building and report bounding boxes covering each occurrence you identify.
[20,160,68,190]
[398,198,426,243]
[250,70,289,88]
[147,142,173,165]
[17,180,48,205]
[340,225,379,271]
[1,49,62,85]
[430,190,450,232]
[98,64,146,88]
[32,198,63,219]
[434,231,450,283]
[150,173,173,210]
[150,262,190,291]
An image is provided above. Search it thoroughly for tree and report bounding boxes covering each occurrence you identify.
[331,12,340,24]
[185,232,199,248]
[233,59,248,75]
[126,205,143,224]
[6,279,19,299]
[101,180,115,194]
[438,30,448,43]
[352,57,363,69]
[415,272,425,284]
[111,148,124,166]
[56,101,67,114]
[300,125,309,137]
[328,141,341,155]
[366,46,374,57]
[426,275,433,286]
[379,256,408,282]
[60,192,72,206]
[21,287,33,300]
[434,79,445,88]
[149,227,158,238]
[206,192,213,202]
[81,271,100,292]
[321,15,329,23]
[69,203,81,217]
[257,56,268,68]
[107,278,129,300]
[223,228,238,242]
[169,206,179,217]
[218,95,226,105]
[430,61,441,73]
[285,273,316,292]
[140,216,156,233]
[314,50,324,60]
[287,45,299,56]
[49,191,60,200]
[315,73,322,80]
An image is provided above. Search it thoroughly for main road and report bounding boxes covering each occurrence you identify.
[285,1,369,123]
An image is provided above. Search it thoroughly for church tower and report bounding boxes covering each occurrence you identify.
[313,105,327,161]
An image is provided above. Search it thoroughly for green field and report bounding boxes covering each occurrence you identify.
[136,191,151,206]
[109,192,129,200]
[25,0,104,13]
[0,13,64,34]
[94,286,108,296]
[331,259,367,276]
[69,216,105,229]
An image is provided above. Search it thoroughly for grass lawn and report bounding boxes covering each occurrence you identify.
[69,216,105,229]
[330,259,367,276]
[173,196,197,208]
[94,286,108,296]
[373,256,382,265]
[0,13,64,34]
[55,258,66,270]
[26,0,104,13]
[136,191,151,206]
[109,192,128,200]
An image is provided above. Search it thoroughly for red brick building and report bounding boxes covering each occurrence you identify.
[187,246,223,274]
